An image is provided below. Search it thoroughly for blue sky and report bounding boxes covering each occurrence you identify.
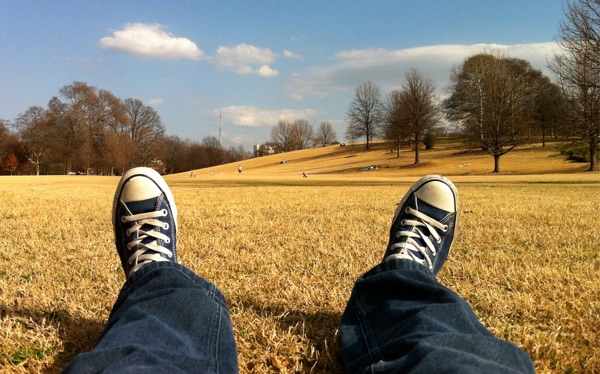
[1,1,565,150]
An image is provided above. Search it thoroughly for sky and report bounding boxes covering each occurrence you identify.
[1,1,566,150]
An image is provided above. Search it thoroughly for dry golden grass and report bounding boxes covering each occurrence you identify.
[0,142,598,373]
[185,140,595,181]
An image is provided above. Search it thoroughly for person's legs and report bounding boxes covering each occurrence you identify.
[339,175,534,373]
[64,167,238,373]
[65,262,238,373]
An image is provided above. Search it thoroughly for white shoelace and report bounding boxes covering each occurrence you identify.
[121,209,172,277]
[387,206,448,270]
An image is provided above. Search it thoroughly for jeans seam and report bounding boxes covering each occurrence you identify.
[350,291,381,368]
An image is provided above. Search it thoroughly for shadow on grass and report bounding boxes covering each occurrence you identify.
[0,304,105,373]
[233,298,345,373]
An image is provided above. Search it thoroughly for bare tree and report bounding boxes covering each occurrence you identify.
[345,121,361,156]
[291,119,314,150]
[59,82,107,173]
[314,121,337,146]
[56,82,131,174]
[0,119,13,165]
[187,140,210,170]
[270,119,295,152]
[46,96,86,174]
[445,53,540,173]
[550,0,600,171]
[97,90,129,174]
[126,99,166,167]
[202,136,225,166]
[386,69,439,164]
[162,135,187,174]
[533,77,568,147]
[227,145,251,162]
[347,81,384,150]
[384,90,408,158]
[15,106,49,175]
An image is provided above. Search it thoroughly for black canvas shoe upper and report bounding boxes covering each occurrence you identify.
[384,175,458,275]
[112,167,178,279]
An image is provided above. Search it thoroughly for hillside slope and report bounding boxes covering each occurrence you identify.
[170,140,598,184]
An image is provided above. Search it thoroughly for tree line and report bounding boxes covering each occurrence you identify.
[344,57,566,173]
[257,119,337,156]
[344,0,599,172]
[262,0,598,173]
[0,82,250,175]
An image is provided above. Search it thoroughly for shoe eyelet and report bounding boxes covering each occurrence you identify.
[161,209,168,216]
[125,229,132,236]
[121,216,127,223]
[405,207,411,213]
[127,243,133,250]
[400,220,406,225]
[442,225,449,232]
[396,232,401,238]
[163,223,169,230]
[164,238,170,244]
[436,238,441,244]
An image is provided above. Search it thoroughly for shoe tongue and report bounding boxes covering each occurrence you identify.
[125,197,159,215]
[415,198,447,223]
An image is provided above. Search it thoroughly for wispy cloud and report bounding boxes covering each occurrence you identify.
[212,44,279,77]
[219,105,318,127]
[283,49,303,60]
[99,23,203,60]
[286,42,560,99]
[148,98,164,106]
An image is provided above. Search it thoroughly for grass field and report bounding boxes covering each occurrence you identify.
[0,141,598,373]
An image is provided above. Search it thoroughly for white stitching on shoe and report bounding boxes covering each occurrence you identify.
[121,210,173,277]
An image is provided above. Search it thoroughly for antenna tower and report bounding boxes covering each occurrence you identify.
[219,109,222,146]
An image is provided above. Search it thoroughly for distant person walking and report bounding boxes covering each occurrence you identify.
[238,165,242,174]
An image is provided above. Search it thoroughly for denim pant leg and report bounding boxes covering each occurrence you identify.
[64,262,239,373]
[339,260,534,374]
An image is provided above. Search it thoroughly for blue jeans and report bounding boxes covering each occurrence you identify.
[339,259,535,373]
[64,262,239,373]
[65,261,534,373]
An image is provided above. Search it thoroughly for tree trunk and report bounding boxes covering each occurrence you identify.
[414,146,420,165]
[542,128,546,148]
[493,154,501,173]
[588,142,597,171]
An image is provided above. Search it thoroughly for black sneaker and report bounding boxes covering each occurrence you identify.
[383,175,459,274]
[112,167,178,279]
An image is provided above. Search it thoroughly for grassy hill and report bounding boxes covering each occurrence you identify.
[171,139,598,185]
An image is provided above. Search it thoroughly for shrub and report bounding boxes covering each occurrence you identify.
[423,132,437,149]
[561,143,599,162]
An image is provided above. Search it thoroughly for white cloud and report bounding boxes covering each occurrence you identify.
[213,44,279,77]
[99,23,203,60]
[219,106,318,127]
[283,49,303,59]
[148,98,164,106]
[286,42,559,99]
[257,65,278,77]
